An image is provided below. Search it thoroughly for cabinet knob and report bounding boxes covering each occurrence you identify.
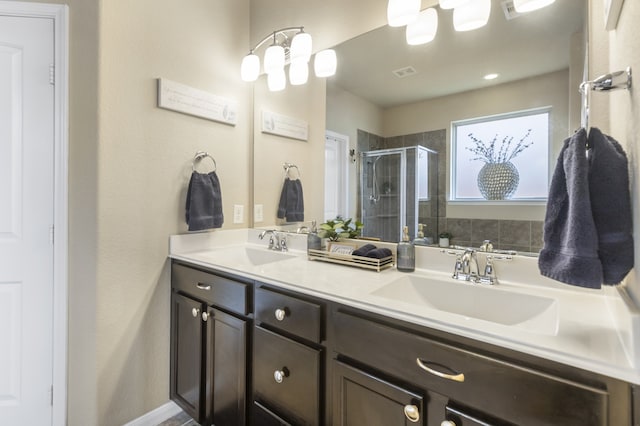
[403,405,420,423]
[441,421,457,426]
[273,368,289,383]
[191,308,200,318]
[201,311,209,322]
[274,308,287,321]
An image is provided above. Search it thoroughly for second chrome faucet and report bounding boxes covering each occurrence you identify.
[258,230,288,252]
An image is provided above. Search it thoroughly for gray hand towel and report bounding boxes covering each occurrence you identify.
[277,178,304,222]
[185,171,224,231]
[588,128,634,285]
[538,128,603,288]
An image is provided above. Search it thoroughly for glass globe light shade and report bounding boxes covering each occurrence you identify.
[439,0,471,9]
[267,69,286,92]
[314,49,337,78]
[240,53,260,82]
[290,32,313,63]
[387,0,420,27]
[406,8,438,45]
[264,44,285,74]
[289,61,309,86]
[513,0,556,13]
[453,0,491,32]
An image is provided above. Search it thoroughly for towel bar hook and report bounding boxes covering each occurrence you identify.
[283,162,301,179]
[192,151,217,173]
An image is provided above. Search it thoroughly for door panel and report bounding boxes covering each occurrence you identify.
[0,14,54,425]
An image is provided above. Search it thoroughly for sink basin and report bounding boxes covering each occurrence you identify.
[242,247,296,266]
[370,275,558,334]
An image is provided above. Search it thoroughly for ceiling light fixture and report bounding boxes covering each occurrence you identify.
[453,0,491,32]
[406,7,438,45]
[513,0,556,13]
[240,27,336,91]
[387,0,421,27]
[483,73,499,80]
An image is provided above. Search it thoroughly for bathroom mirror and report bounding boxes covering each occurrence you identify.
[253,0,587,253]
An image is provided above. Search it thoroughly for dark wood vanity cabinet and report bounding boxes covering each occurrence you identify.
[253,285,325,425]
[330,306,632,426]
[170,262,252,426]
[170,260,634,426]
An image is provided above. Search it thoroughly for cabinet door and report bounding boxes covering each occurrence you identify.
[206,307,247,426]
[171,292,204,422]
[254,326,321,425]
[333,360,424,426]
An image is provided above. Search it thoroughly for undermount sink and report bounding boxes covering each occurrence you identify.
[242,247,296,266]
[370,275,559,335]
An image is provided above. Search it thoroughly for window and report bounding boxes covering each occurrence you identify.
[451,108,549,201]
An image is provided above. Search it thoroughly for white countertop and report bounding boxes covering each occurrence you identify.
[169,229,640,384]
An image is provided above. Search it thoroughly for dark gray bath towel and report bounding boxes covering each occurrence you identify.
[277,178,304,222]
[588,128,634,285]
[185,171,224,231]
[538,129,603,288]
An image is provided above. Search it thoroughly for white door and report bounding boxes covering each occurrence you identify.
[324,131,349,220]
[0,14,55,425]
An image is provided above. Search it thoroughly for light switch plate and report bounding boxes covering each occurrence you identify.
[254,204,264,223]
[233,204,244,224]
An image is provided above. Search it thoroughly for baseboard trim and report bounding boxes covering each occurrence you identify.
[124,401,182,426]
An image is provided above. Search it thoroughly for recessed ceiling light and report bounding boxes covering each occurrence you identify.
[484,73,499,80]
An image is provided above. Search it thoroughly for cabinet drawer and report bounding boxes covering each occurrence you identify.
[255,286,322,343]
[172,263,250,315]
[254,326,321,426]
[333,309,608,426]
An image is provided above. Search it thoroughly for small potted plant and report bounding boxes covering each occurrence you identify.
[438,231,452,248]
[318,216,364,242]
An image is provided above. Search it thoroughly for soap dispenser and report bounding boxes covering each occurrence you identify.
[397,226,415,272]
[307,220,321,252]
[413,223,427,246]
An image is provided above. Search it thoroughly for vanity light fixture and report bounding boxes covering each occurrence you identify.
[406,7,438,45]
[240,26,336,91]
[513,0,556,13]
[453,0,491,32]
[387,0,421,27]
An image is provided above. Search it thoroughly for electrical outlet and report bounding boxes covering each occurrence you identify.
[233,204,244,224]
[254,204,264,223]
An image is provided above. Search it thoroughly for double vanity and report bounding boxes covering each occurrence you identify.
[169,229,640,425]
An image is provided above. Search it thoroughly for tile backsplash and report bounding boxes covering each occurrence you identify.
[443,218,544,254]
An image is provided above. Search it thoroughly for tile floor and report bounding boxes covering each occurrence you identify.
[157,410,199,426]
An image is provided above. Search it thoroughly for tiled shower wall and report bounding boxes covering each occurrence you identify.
[358,129,544,253]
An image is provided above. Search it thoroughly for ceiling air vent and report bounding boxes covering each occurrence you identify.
[502,0,523,20]
[392,66,417,78]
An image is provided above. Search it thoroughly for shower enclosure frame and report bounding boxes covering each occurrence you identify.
[360,145,436,242]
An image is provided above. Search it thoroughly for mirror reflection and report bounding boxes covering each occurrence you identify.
[254,0,587,254]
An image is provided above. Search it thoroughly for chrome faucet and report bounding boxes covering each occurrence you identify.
[258,230,288,252]
[452,248,498,285]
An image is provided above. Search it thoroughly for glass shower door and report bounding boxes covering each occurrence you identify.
[361,150,406,242]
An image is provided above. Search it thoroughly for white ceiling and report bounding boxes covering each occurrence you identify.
[331,0,585,108]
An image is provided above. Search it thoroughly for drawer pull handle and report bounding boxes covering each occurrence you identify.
[273,367,289,383]
[403,405,420,423]
[201,311,209,322]
[416,358,465,382]
[196,283,211,291]
[441,421,456,426]
[274,308,287,321]
[191,308,200,318]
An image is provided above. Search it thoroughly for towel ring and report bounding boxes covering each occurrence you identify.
[192,151,217,173]
[283,162,301,179]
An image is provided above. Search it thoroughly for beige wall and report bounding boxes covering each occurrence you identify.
[96,0,251,424]
[589,0,640,304]
[253,75,326,227]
